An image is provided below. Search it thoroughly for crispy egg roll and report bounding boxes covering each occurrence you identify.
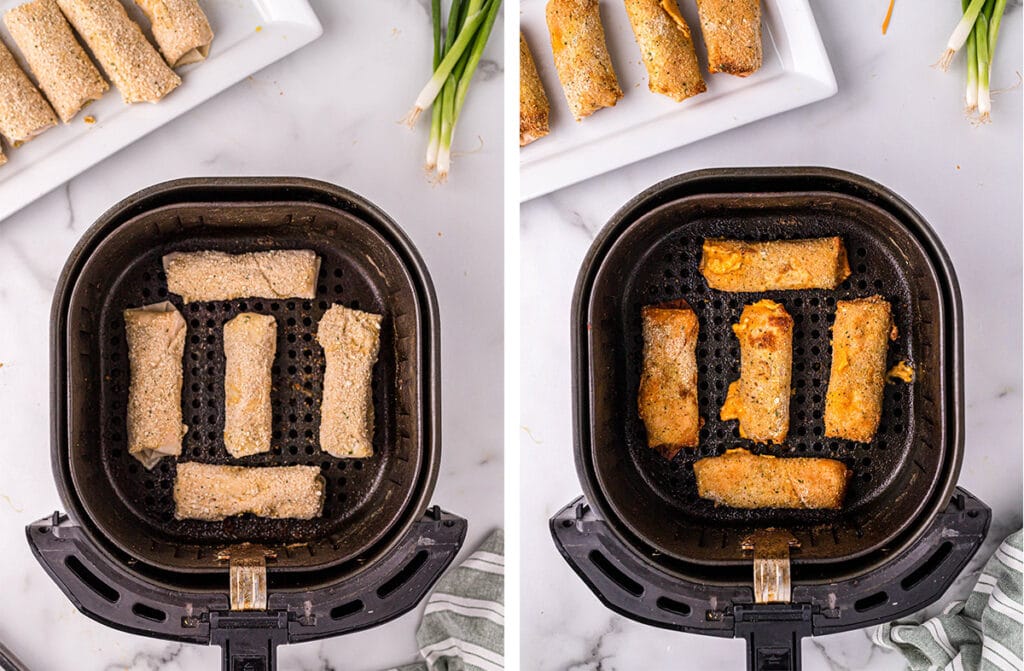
[721,299,792,444]
[124,301,187,469]
[546,0,622,121]
[694,448,850,509]
[318,304,382,458]
[173,463,325,521]
[520,31,550,146]
[0,37,57,144]
[223,313,275,458]
[700,238,851,292]
[624,0,706,102]
[56,0,180,104]
[639,299,700,458]
[4,0,109,123]
[163,250,321,303]
[133,0,213,68]
[825,296,894,443]
[695,0,762,76]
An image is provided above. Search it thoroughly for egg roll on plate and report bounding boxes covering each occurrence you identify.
[0,37,57,144]
[134,0,214,68]
[695,0,762,77]
[700,237,851,292]
[624,0,706,102]
[546,0,622,121]
[694,448,851,509]
[520,31,550,146]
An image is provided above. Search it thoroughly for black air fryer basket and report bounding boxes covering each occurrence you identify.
[29,178,466,670]
[550,168,990,671]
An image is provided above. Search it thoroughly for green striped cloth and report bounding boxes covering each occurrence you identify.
[873,530,1023,671]
[391,529,504,671]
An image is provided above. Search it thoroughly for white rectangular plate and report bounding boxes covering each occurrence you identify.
[0,0,322,222]
[520,0,837,201]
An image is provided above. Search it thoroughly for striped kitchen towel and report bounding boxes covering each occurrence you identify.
[392,529,504,671]
[873,530,1023,671]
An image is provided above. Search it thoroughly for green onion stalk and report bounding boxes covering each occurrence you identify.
[963,0,978,112]
[935,0,988,70]
[425,0,443,170]
[975,10,991,122]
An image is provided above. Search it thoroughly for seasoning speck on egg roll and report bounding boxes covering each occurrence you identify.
[0,37,57,144]
[56,0,180,104]
[124,301,187,469]
[638,299,701,458]
[825,296,894,443]
[721,299,793,444]
[318,304,382,458]
[174,463,325,521]
[223,313,276,458]
[133,0,213,68]
[546,0,622,121]
[520,31,550,146]
[695,0,762,77]
[694,448,851,509]
[700,237,851,292]
[163,250,321,303]
[624,0,706,102]
[4,0,109,123]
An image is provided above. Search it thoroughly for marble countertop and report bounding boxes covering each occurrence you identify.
[520,2,1022,670]
[0,1,503,670]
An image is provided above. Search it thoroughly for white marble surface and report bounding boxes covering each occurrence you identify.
[521,3,1022,670]
[0,1,503,669]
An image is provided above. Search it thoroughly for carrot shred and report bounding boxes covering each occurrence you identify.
[882,0,895,34]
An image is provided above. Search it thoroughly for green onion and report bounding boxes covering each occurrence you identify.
[935,0,988,70]
[988,0,1007,59]
[975,10,991,122]
[963,0,978,112]
[425,0,443,170]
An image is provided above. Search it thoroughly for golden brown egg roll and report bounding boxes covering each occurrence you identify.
[546,0,622,121]
[133,0,214,68]
[163,250,321,303]
[638,299,700,458]
[520,31,550,146]
[124,301,187,469]
[695,0,762,77]
[56,0,180,104]
[318,304,382,458]
[223,313,276,458]
[4,0,109,123]
[624,0,706,102]
[0,37,57,144]
[700,238,851,292]
[173,463,325,521]
[721,299,792,444]
[694,448,850,509]
[825,296,894,443]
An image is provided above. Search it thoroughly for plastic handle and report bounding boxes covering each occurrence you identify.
[733,604,812,671]
[219,635,276,671]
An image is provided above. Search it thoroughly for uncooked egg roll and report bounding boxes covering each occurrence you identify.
[721,299,793,444]
[825,296,894,443]
[56,0,180,104]
[0,37,57,144]
[223,313,275,458]
[638,299,700,458]
[124,301,187,469]
[4,0,109,123]
[546,0,622,121]
[133,0,213,68]
[694,448,850,509]
[700,237,851,292]
[520,31,550,146]
[624,0,706,102]
[174,463,325,521]
[163,250,321,303]
[318,304,382,458]
[695,0,762,77]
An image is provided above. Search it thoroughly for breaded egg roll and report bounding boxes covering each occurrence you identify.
[700,238,851,292]
[124,301,187,469]
[56,0,180,104]
[223,313,275,458]
[546,0,622,121]
[0,38,57,144]
[318,304,382,458]
[695,0,762,76]
[624,0,706,102]
[163,250,321,303]
[133,0,213,68]
[4,0,109,123]
[520,31,550,146]
[638,299,700,458]
[825,296,894,443]
[721,299,792,444]
[174,463,325,521]
[694,448,850,509]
